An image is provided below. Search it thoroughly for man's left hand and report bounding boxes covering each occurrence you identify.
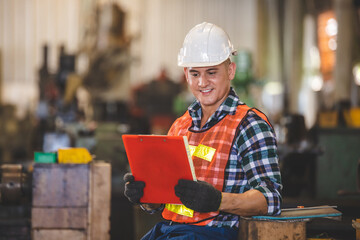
[174,179,222,213]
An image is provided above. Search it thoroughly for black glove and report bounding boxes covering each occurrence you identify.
[123,173,145,203]
[174,179,222,213]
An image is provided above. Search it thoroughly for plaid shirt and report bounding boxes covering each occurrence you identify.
[187,88,282,229]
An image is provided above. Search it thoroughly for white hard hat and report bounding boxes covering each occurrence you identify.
[178,22,237,67]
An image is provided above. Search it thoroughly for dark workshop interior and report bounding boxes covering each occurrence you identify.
[0,0,360,239]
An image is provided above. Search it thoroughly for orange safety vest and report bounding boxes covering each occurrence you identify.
[162,104,272,225]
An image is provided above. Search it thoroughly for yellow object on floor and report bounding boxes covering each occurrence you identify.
[58,148,92,164]
[350,108,360,127]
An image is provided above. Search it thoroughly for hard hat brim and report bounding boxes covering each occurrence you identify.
[178,59,228,68]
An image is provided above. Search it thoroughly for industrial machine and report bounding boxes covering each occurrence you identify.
[0,164,32,239]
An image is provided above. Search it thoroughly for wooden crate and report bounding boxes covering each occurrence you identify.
[239,219,306,240]
[33,229,86,240]
[31,162,111,240]
[32,164,89,207]
[32,207,88,229]
[89,162,111,240]
[239,206,341,240]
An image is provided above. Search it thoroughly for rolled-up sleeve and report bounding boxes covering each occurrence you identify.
[236,113,282,215]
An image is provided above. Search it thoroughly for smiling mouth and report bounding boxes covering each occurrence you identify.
[200,89,213,93]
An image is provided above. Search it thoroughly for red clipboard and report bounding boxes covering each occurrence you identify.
[122,135,196,204]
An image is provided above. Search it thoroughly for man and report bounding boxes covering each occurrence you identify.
[124,22,282,240]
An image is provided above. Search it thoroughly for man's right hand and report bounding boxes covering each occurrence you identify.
[123,173,145,203]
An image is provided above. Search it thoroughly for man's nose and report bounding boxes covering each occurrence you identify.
[198,76,208,87]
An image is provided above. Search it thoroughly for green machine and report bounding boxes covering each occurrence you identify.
[316,128,360,199]
[231,50,255,107]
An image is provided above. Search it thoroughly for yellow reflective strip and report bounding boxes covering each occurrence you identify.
[165,204,194,217]
[193,144,216,162]
[188,145,196,156]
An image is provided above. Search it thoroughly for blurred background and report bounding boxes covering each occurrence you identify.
[0,0,360,239]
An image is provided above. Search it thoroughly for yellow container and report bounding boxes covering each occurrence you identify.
[58,148,92,164]
[318,111,338,128]
[350,108,360,127]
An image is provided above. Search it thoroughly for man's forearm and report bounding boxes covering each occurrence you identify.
[219,189,268,216]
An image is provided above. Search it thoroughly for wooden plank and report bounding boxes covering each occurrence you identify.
[32,207,87,229]
[32,164,89,207]
[239,219,306,240]
[32,229,86,240]
[88,162,111,240]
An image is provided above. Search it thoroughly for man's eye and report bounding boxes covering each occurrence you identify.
[191,73,199,77]
[208,72,216,75]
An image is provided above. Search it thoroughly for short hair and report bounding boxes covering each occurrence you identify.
[224,58,231,68]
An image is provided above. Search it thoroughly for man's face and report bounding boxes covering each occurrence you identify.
[184,61,236,111]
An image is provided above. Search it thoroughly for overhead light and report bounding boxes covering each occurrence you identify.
[262,81,283,116]
[325,18,337,36]
[353,63,360,86]
[311,75,323,92]
[263,81,283,96]
[328,38,337,51]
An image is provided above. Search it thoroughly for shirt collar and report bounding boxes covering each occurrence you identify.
[188,87,241,130]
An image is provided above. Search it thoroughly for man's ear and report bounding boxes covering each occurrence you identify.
[228,62,236,81]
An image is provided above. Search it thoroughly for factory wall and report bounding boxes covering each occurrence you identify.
[0,0,359,128]
[0,0,82,117]
[0,0,259,118]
